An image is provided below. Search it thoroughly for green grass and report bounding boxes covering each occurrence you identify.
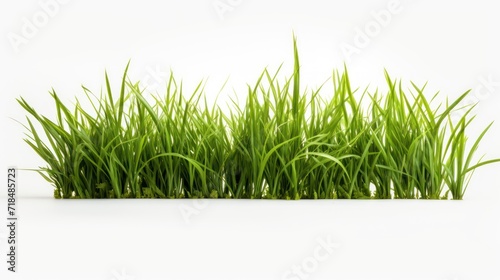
[18,39,500,199]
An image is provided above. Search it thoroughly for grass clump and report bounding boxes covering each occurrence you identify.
[18,40,500,199]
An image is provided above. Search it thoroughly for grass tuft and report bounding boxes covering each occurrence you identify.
[18,41,500,199]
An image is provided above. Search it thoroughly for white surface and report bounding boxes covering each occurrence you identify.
[1,199,499,280]
[1,0,499,279]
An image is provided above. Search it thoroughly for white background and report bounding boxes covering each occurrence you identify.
[1,0,499,279]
